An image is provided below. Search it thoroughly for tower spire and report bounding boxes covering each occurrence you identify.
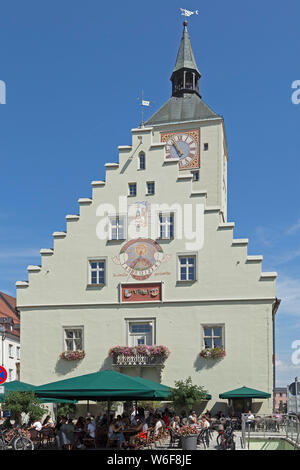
[171,21,201,97]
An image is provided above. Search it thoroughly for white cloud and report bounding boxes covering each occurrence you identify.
[286,219,300,235]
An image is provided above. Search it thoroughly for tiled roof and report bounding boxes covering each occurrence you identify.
[0,292,20,337]
[145,94,221,126]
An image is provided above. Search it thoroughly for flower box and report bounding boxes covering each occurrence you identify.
[199,348,226,359]
[60,350,85,361]
[108,345,170,361]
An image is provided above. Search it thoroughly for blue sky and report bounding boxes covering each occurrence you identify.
[0,0,299,387]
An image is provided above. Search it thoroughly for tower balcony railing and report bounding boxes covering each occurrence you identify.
[112,353,166,367]
[109,345,170,367]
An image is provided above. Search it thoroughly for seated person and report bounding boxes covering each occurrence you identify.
[86,418,96,439]
[108,418,126,449]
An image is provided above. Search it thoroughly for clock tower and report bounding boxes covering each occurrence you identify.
[146,21,228,222]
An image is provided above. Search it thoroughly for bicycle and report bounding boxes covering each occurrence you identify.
[0,426,34,450]
[217,420,236,450]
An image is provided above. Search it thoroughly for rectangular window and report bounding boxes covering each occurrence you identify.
[139,153,146,170]
[147,182,155,195]
[159,213,174,239]
[179,256,196,281]
[203,326,224,349]
[109,215,126,240]
[128,321,153,347]
[128,183,137,197]
[192,171,199,181]
[8,344,13,358]
[64,327,84,352]
[89,260,106,285]
[16,347,20,360]
[204,143,209,151]
[8,369,13,381]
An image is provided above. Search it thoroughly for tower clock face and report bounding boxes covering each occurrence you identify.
[161,130,200,170]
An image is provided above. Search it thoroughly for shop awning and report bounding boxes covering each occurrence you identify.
[219,386,271,399]
[34,370,173,401]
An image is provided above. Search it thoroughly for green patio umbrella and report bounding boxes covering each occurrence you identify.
[0,380,76,404]
[34,370,172,401]
[219,386,271,399]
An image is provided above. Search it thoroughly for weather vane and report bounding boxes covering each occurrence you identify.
[180,8,199,18]
[137,90,152,126]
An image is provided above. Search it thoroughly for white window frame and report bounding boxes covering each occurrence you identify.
[138,153,146,170]
[192,170,199,181]
[128,183,137,197]
[88,258,107,285]
[16,347,20,360]
[8,369,13,381]
[109,215,127,240]
[146,181,155,195]
[201,324,225,349]
[125,318,156,347]
[177,253,197,282]
[158,212,175,239]
[63,326,84,352]
[8,344,13,358]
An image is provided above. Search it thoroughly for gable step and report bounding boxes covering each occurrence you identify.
[16,281,29,288]
[53,232,67,239]
[260,272,277,279]
[40,249,54,255]
[246,255,263,263]
[27,266,41,272]
[218,222,235,230]
[232,239,249,246]
[91,181,105,187]
[66,215,80,221]
[78,198,92,205]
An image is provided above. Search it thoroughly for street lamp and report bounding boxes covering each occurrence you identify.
[0,326,6,367]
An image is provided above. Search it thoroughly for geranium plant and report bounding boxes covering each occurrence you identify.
[108,345,170,360]
[199,347,226,359]
[60,350,85,361]
[177,425,199,436]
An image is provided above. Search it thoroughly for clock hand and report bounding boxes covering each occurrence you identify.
[171,138,183,157]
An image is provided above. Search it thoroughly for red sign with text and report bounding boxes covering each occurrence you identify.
[121,283,162,302]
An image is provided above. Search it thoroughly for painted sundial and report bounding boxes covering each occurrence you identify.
[113,238,170,281]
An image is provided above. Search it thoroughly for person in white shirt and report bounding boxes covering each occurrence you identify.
[246,411,255,430]
[86,418,96,438]
[30,420,42,432]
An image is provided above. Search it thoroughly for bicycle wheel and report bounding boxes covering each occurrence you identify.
[13,436,34,450]
[0,438,7,450]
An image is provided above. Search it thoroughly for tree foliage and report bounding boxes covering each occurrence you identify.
[3,391,46,423]
[57,402,77,418]
[171,377,208,410]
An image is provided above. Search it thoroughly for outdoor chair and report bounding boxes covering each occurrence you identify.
[40,428,56,448]
[106,434,120,449]
[29,429,42,449]
[82,436,96,448]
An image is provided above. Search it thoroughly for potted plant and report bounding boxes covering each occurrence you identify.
[108,345,170,361]
[60,350,85,361]
[199,347,226,359]
[177,424,199,450]
[170,377,208,449]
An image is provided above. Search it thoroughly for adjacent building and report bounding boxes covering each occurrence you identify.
[17,22,279,414]
[274,387,287,412]
[0,292,20,382]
